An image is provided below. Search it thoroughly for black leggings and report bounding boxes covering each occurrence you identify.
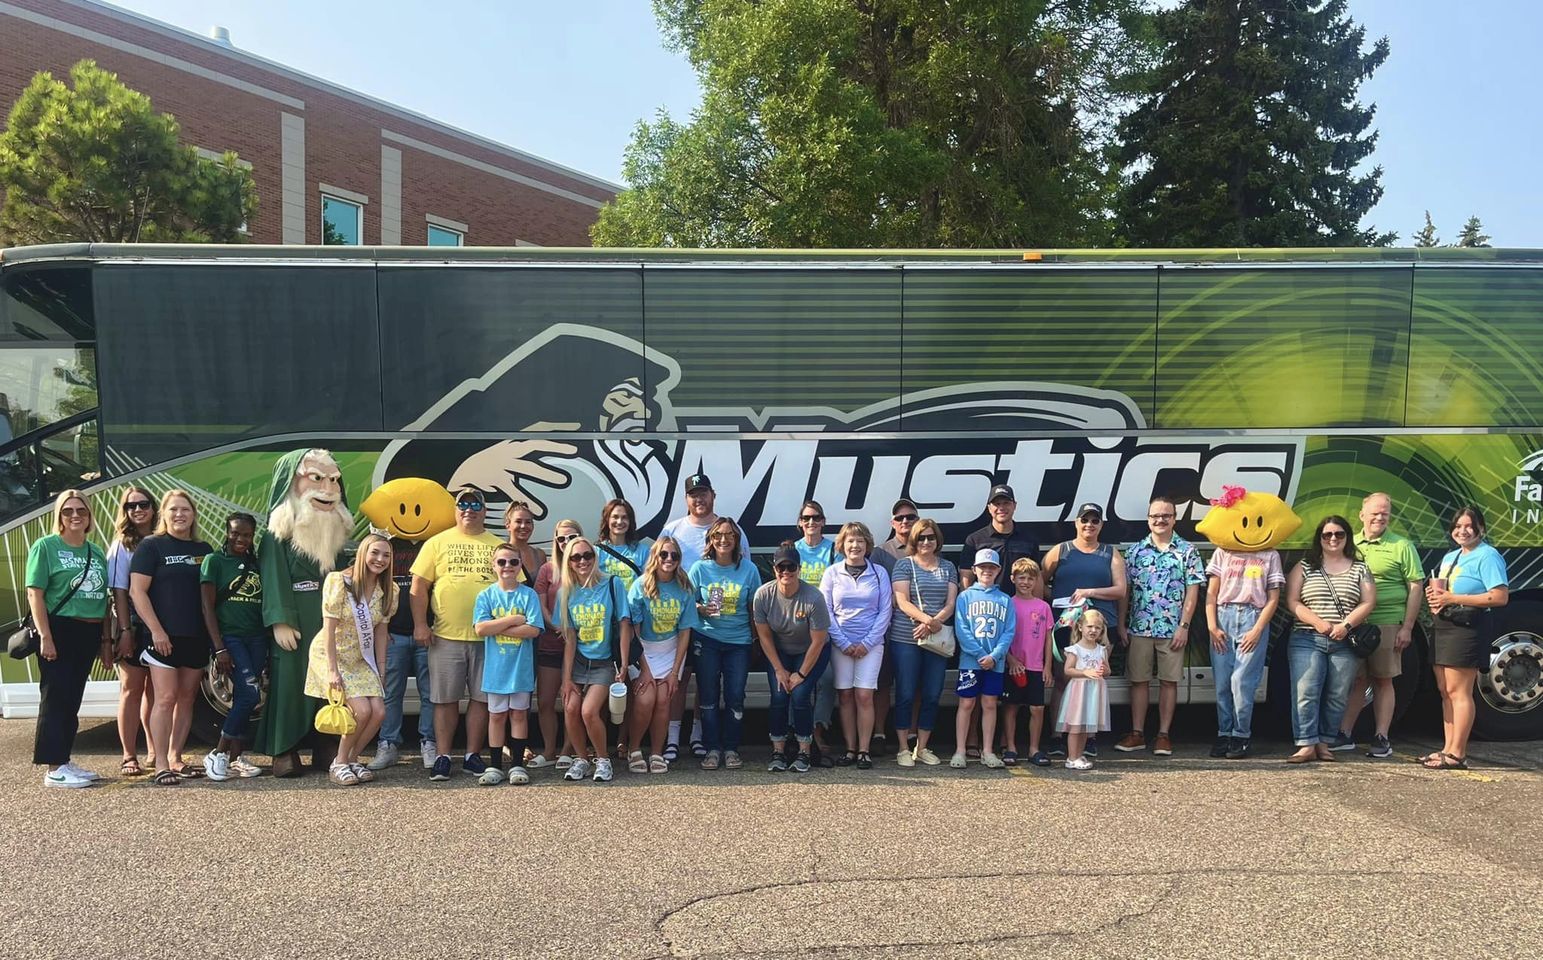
[33,615,101,766]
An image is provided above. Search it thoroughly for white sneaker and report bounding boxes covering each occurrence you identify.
[507,766,530,785]
[1066,756,1094,770]
[60,761,101,781]
[204,751,231,782]
[556,754,575,770]
[368,741,399,771]
[980,752,1005,769]
[593,758,614,782]
[229,757,262,778]
[477,767,505,786]
[420,739,437,769]
[526,754,553,769]
[43,767,92,788]
[896,750,916,768]
[564,758,591,781]
[949,752,968,769]
[916,748,941,766]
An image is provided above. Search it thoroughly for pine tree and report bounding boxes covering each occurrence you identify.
[1116,0,1393,247]
[1412,211,1438,248]
[1455,216,1491,248]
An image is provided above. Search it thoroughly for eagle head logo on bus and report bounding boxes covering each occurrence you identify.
[372,324,1306,546]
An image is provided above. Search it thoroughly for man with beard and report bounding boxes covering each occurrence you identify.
[256,449,352,777]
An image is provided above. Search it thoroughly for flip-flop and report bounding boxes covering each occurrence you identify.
[174,764,205,780]
[1423,753,1468,770]
[151,769,180,786]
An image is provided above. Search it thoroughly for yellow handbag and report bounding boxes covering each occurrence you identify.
[314,687,357,736]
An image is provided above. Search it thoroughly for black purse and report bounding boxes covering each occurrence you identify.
[7,553,95,660]
[1318,566,1381,658]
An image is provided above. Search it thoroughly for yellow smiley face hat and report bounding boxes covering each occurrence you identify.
[1195,485,1302,552]
[360,477,458,542]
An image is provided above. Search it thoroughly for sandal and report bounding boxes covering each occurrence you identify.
[1002,750,1019,766]
[855,751,873,770]
[662,743,679,763]
[966,746,982,760]
[329,763,359,785]
[628,750,647,774]
[690,739,707,759]
[350,763,376,783]
[174,763,205,780]
[1423,752,1468,770]
[648,754,668,774]
[151,769,181,786]
[1412,752,1445,765]
[120,757,144,776]
[700,751,720,771]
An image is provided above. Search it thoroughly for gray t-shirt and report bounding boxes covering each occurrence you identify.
[887,556,959,646]
[752,581,830,656]
[874,538,909,574]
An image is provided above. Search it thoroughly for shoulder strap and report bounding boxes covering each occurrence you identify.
[1315,567,1350,620]
[595,540,642,576]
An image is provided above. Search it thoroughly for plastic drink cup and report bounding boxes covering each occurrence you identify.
[608,682,628,724]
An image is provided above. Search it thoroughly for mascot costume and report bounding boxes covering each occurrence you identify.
[256,449,352,777]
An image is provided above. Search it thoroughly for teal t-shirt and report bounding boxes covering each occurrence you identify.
[597,538,653,593]
[25,534,108,620]
[628,576,701,644]
[795,537,835,586]
[473,583,545,695]
[1438,543,1508,597]
[688,557,762,645]
[561,575,629,661]
[200,550,265,637]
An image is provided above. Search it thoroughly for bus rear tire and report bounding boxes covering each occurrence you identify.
[1472,599,1543,741]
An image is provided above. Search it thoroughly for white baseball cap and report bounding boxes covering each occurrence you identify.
[972,548,1001,568]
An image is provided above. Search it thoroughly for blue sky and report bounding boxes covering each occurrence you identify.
[109,0,1541,246]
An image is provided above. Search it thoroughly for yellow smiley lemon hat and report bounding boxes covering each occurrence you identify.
[360,477,458,543]
[1195,485,1302,552]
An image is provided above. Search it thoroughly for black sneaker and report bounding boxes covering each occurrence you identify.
[792,751,812,773]
[1328,731,1355,752]
[1210,737,1232,758]
[1048,737,1067,758]
[767,754,788,773]
[1368,734,1392,759]
[1225,739,1251,760]
[429,755,452,781]
[462,752,487,775]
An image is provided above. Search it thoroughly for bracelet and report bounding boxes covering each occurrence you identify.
[214,648,230,656]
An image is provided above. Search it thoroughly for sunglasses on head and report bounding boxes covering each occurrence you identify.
[125,500,153,511]
[494,557,521,568]
[456,501,485,512]
[570,551,596,563]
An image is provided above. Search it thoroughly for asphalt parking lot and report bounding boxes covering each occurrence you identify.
[3,717,1540,960]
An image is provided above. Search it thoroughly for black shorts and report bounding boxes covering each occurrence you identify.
[999,670,1046,706]
[536,649,564,670]
[140,634,210,671]
[1431,615,1489,669]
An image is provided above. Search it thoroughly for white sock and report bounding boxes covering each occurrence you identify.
[668,720,681,747]
[690,715,703,743]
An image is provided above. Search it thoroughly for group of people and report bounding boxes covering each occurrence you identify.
[28,473,1505,788]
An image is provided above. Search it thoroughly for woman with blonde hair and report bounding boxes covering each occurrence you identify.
[625,536,697,773]
[533,519,582,768]
[129,489,213,785]
[106,485,157,776]
[28,489,111,788]
[820,521,892,769]
[304,533,396,784]
[557,535,631,782]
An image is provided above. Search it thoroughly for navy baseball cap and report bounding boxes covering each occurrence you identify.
[685,474,713,493]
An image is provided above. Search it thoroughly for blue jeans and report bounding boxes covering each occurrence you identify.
[693,635,750,753]
[1212,604,1270,739]
[889,640,949,732]
[1288,628,1358,746]
[381,632,434,746]
[767,645,831,745]
[221,634,268,741]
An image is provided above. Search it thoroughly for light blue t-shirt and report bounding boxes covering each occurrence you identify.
[795,536,835,586]
[628,577,701,644]
[1438,542,1508,597]
[560,576,630,661]
[954,584,1017,673]
[597,538,653,593]
[659,516,750,572]
[688,557,762,645]
[473,584,545,695]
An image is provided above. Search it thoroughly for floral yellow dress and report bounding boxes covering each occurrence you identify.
[303,572,397,699]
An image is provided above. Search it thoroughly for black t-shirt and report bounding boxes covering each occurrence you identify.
[130,533,213,638]
[959,523,1040,590]
[389,537,428,635]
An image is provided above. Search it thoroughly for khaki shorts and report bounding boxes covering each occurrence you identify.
[1126,634,1184,684]
[1359,624,1403,680]
[427,637,487,704]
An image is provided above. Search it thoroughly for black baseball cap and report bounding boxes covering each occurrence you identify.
[772,543,800,569]
[685,474,713,493]
[1076,502,1104,520]
[988,484,1016,503]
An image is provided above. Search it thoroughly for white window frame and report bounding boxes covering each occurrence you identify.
[320,185,367,245]
[425,214,467,247]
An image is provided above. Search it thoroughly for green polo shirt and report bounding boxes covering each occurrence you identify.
[1354,531,1424,625]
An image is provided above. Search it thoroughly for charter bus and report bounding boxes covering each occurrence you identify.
[1,243,1541,742]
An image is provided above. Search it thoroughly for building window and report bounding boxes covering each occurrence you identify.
[322,195,362,245]
[426,224,463,246]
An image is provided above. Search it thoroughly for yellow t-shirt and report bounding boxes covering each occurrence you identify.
[409,528,503,641]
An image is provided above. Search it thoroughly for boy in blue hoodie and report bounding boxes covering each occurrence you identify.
[953,549,1016,770]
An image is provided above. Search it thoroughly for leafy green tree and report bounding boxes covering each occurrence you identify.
[1412,211,1438,248]
[1116,0,1393,247]
[594,0,1151,248]
[0,60,255,245]
[1455,215,1490,248]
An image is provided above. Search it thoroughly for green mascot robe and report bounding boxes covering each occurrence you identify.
[254,450,348,757]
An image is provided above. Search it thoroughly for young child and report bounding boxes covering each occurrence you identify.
[1056,607,1112,770]
[1002,558,1054,767]
[951,549,1016,769]
[473,543,545,785]
[198,513,266,782]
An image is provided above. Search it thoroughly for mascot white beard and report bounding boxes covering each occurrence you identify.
[268,488,352,572]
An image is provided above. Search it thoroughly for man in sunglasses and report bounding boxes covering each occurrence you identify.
[410,488,505,781]
[873,498,918,575]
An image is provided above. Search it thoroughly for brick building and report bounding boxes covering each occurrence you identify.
[0,0,617,246]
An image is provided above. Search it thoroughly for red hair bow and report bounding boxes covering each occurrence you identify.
[1210,485,1246,509]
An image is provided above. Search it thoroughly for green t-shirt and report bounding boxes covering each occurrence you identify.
[25,534,109,620]
[1354,531,1424,625]
[201,550,265,637]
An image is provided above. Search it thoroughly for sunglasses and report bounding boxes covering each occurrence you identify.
[570,551,596,563]
[915,534,937,543]
[658,551,681,561]
[710,533,737,542]
[456,501,485,512]
[556,534,577,545]
[124,500,153,511]
[494,557,522,568]
[774,562,799,573]
[60,507,90,517]
[799,514,824,523]
[893,514,918,523]
[1320,530,1347,541]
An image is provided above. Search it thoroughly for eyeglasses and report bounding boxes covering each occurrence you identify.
[893,514,918,523]
[915,534,937,543]
[799,514,824,523]
[60,507,89,517]
[494,557,522,568]
[1148,513,1175,521]
[570,551,596,563]
[456,501,485,512]
[124,500,153,511]
[1320,531,1347,541]
[774,562,799,573]
[658,551,680,561]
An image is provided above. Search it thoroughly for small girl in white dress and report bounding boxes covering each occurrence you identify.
[1056,608,1112,770]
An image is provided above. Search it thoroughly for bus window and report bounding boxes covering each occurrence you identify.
[1,263,95,342]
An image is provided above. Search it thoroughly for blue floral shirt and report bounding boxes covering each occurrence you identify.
[1123,535,1204,638]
